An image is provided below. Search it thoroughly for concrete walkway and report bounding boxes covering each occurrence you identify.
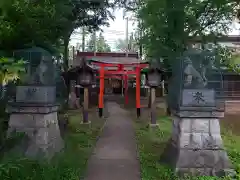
[84,102,141,180]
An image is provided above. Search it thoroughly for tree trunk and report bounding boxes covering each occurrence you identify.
[63,36,69,72]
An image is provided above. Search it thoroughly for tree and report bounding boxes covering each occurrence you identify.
[61,1,115,70]
[0,0,71,51]
[115,39,127,52]
[136,0,238,68]
[0,57,26,113]
[86,34,97,52]
[86,33,111,52]
[0,0,142,72]
[96,33,111,52]
[115,32,138,52]
[0,57,26,86]
[0,0,116,70]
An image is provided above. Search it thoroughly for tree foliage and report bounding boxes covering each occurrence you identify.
[0,57,26,117]
[86,32,111,52]
[115,33,138,52]
[0,0,116,52]
[96,33,111,52]
[136,0,238,67]
[0,0,120,70]
[0,57,26,86]
[0,0,72,50]
[86,34,96,52]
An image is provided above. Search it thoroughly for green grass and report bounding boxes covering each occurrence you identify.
[0,110,105,180]
[232,55,240,64]
[135,115,240,180]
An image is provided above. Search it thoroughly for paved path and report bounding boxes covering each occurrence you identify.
[84,102,141,180]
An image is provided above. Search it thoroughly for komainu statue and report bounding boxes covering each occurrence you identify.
[183,57,207,89]
[26,56,55,85]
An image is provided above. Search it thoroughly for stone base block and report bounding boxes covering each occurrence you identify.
[176,149,232,171]
[148,123,159,131]
[161,141,234,177]
[161,114,234,177]
[81,121,91,125]
[148,123,159,127]
[7,111,63,159]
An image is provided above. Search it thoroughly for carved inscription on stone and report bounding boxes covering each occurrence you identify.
[16,86,56,103]
[192,92,205,104]
[182,89,215,107]
[25,87,37,99]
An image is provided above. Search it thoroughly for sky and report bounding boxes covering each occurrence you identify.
[69,8,240,50]
[69,9,136,50]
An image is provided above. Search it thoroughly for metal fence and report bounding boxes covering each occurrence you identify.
[221,80,240,99]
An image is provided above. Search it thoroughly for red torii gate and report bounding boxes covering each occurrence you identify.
[76,51,148,117]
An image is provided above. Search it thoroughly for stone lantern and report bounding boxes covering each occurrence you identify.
[78,69,94,87]
[78,58,95,123]
[146,59,162,126]
[146,69,161,87]
[78,57,94,87]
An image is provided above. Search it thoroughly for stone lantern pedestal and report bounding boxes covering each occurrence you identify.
[6,86,64,158]
[163,89,234,176]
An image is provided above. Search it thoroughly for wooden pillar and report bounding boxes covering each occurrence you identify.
[148,88,151,108]
[82,87,89,123]
[150,87,157,125]
[136,67,141,117]
[161,80,165,96]
[124,75,128,105]
[69,80,78,109]
[98,64,104,117]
